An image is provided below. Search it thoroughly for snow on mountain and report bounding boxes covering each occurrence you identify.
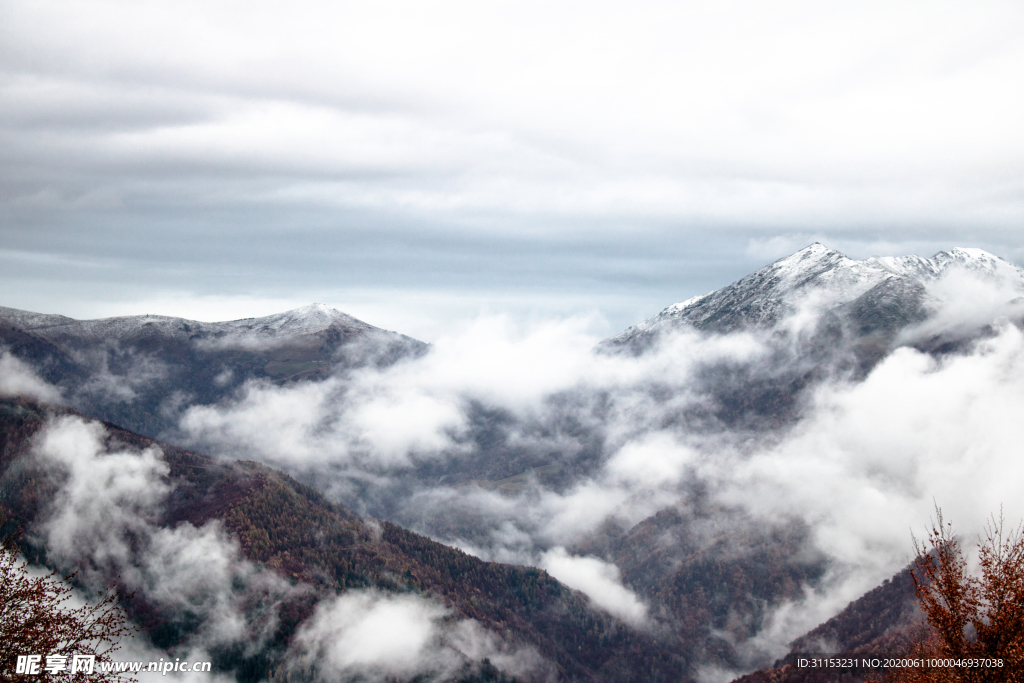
[214,303,371,337]
[867,247,1023,281]
[196,303,380,350]
[0,303,426,439]
[0,307,77,330]
[0,303,382,349]
[606,244,1024,348]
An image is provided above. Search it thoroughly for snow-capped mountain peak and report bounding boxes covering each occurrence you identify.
[931,247,1017,277]
[763,242,891,294]
[866,247,1013,280]
[215,303,370,338]
[606,244,1024,348]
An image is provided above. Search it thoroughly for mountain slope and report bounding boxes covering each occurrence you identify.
[572,503,829,675]
[732,567,922,683]
[0,396,688,683]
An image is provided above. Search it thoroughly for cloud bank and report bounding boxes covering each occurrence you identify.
[171,265,1024,664]
[33,416,300,659]
[27,414,541,682]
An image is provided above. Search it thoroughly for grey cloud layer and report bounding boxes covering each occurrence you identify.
[5,1,1023,223]
[4,1,1024,332]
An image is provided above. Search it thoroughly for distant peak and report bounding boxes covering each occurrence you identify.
[796,242,842,256]
[292,302,337,315]
[281,303,349,320]
[765,243,850,276]
[774,243,847,264]
[939,247,997,260]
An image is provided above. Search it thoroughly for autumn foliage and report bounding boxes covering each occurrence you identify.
[881,510,1024,683]
[0,515,135,682]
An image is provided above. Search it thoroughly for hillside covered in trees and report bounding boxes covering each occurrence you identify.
[0,396,688,682]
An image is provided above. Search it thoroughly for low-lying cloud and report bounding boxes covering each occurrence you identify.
[33,415,300,659]
[171,264,1024,666]
[540,548,648,627]
[291,590,547,683]
[724,324,1024,574]
[26,413,542,682]
[0,349,62,402]
[179,314,766,473]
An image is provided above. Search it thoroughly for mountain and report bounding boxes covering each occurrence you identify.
[572,502,830,675]
[594,243,1024,433]
[605,243,1024,358]
[0,396,688,683]
[4,245,1019,681]
[0,303,426,438]
[733,568,922,683]
[0,303,376,347]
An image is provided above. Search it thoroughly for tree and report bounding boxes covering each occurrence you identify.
[880,509,1024,683]
[1,514,136,682]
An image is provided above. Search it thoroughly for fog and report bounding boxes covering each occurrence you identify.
[6,259,1024,676]
[173,264,1024,662]
[33,416,300,660]
[290,591,548,682]
[25,415,537,681]
[0,349,63,403]
[539,548,648,627]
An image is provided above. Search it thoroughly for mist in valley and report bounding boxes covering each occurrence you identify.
[6,247,1024,681]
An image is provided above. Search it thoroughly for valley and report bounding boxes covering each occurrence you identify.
[4,243,1024,682]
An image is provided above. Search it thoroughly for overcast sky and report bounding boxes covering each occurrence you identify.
[3,0,1024,339]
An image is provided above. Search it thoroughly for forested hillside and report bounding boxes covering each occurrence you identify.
[0,396,686,682]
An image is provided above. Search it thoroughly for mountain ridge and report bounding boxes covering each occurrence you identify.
[0,303,428,438]
[0,302,389,347]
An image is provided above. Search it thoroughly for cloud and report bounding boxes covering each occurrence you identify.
[69,344,171,405]
[34,416,170,578]
[290,590,548,683]
[31,415,302,661]
[168,262,1024,671]
[721,324,1024,571]
[178,314,764,471]
[293,591,447,677]
[177,315,612,470]
[540,547,648,627]
[603,432,697,489]
[901,266,1024,344]
[4,2,1024,335]
[5,1,1024,224]
[175,315,774,622]
[0,349,62,402]
[27,413,546,682]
